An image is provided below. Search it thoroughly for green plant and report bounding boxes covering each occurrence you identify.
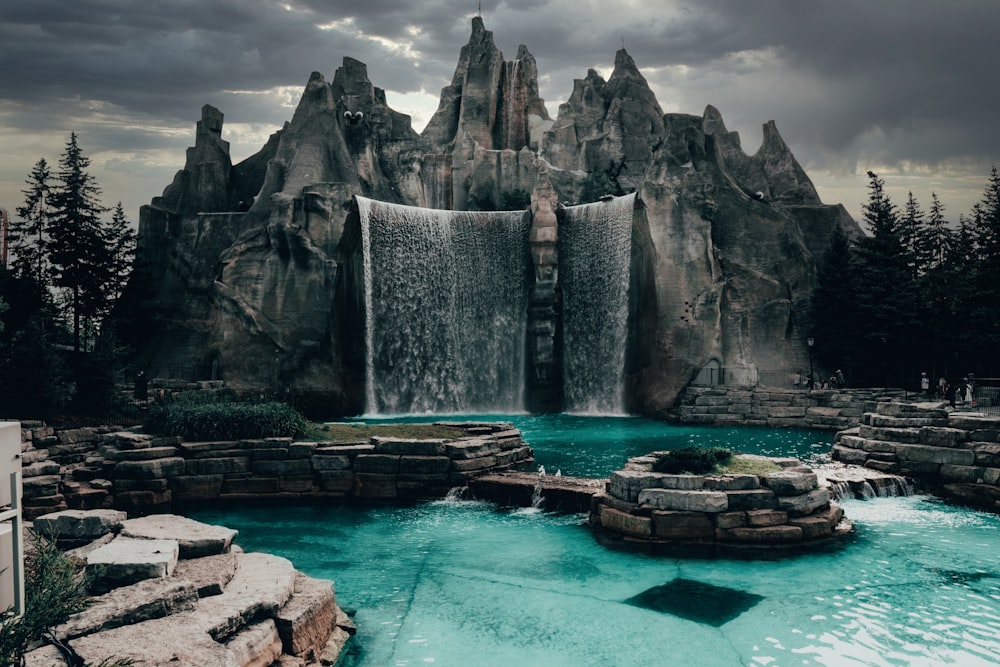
[0,533,90,665]
[652,447,734,475]
[143,400,307,440]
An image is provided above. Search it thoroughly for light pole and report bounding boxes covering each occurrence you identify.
[807,337,815,390]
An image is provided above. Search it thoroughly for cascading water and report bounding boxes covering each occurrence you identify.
[357,197,531,414]
[559,194,635,414]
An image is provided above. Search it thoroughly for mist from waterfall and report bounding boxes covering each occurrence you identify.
[357,197,530,414]
[559,194,635,414]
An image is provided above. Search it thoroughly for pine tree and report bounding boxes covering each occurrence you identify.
[900,192,925,277]
[11,158,51,285]
[851,171,920,387]
[47,133,110,352]
[810,225,858,379]
[105,202,136,306]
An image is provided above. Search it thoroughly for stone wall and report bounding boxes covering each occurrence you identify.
[832,402,1000,512]
[590,452,851,555]
[673,387,910,430]
[17,422,533,519]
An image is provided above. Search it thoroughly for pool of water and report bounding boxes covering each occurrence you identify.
[185,417,1000,666]
[352,413,836,478]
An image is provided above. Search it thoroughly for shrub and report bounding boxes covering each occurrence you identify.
[652,447,734,475]
[143,400,307,440]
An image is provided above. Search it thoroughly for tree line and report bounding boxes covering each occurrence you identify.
[0,133,136,418]
[810,168,1000,390]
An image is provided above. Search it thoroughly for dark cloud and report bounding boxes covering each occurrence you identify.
[0,0,997,223]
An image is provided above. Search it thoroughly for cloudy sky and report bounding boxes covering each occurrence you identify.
[1,0,997,229]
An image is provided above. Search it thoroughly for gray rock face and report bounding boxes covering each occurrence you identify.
[126,17,860,417]
[120,513,237,558]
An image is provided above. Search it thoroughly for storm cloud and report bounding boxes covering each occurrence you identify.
[1,0,996,224]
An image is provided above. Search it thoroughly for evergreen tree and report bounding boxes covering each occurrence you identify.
[105,201,136,306]
[917,193,952,270]
[899,192,925,277]
[11,158,51,285]
[964,167,1000,374]
[810,225,858,379]
[46,133,110,352]
[851,171,920,387]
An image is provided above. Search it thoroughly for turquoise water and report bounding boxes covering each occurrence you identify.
[186,417,1000,666]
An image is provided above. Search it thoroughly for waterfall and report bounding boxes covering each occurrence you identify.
[822,468,916,501]
[559,194,635,414]
[357,197,530,414]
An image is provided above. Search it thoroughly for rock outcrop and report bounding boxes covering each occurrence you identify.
[26,511,356,666]
[123,17,860,418]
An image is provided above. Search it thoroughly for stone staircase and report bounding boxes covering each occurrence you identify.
[27,511,356,666]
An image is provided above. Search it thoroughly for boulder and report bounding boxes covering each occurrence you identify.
[776,487,831,517]
[55,577,199,640]
[274,573,337,658]
[121,514,237,558]
[33,509,126,544]
[761,471,818,496]
[173,551,240,597]
[637,488,729,513]
[86,537,180,594]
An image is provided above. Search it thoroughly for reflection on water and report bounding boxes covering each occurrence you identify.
[186,419,1000,666]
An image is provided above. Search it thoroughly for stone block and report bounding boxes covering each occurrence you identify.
[169,473,226,502]
[250,448,289,461]
[373,437,447,456]
[444,438,501,460]
[86,537,179,594]
[191,456,250,475]
[971,442,1000,466]
[638,488,728,513]
[311,453,352,470]
[725,489,778,511]
[55,577,199,641]
[787,515,834,539]
[746,509,788,527]
[279,475,316,493]
[197,552,297,641]
[114,478,169,492]
[897,461,941,476]
[858,425,922,443]
[599,506,652,538]
[122,514,237,558]
[318,470,355,493]
[352,454,400,474]
[252,458,313,476]
[399,455,451,475]
[776,488,831,517]
[919,427,968,448]
[894,444,975,466]
[275,573,337,657]
[939,464,986,483]
[762,471,818,496]
[34,509,127,542]
[831,444,868,465]
[714,512,747,528]
[608,470,663,503]
[287,442,318,459]
[703,474,759,491]
[114,489,171,513]
[224,619,283,667]
[969,428,1000,443]
[717,525,803,544]
[450,455,497,473]
[983,468,1000,485]
[495,446,533,466]
[112,446,181,461]
[768,406,807,418]
[353,473,397,498]
[658,474,706,490]
[22,460,61,477]
[172,552,239,597]
[113,457,186,480]
[651,511,714,539]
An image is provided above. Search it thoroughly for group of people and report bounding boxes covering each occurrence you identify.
[794,369,846,390]
[924,372,977,408]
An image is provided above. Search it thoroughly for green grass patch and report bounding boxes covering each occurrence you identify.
[144,401,307,440]
[716,455,783,476]
[652,447,734,474]
[304,422,470,443]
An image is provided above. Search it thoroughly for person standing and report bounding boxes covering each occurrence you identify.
[920,372,931,398]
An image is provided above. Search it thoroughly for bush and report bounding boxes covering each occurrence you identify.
[143,400,307,441]
[652,447,733,475]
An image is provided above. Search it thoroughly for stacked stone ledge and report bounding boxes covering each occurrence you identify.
[590,453,852,555]
[673,387,909,431]
[18,421,534,516]
[831,401,1000,512]
[27,510,356,666]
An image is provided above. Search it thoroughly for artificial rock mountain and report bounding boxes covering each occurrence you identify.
[123,17,858,417]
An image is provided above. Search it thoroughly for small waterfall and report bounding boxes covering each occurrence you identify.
[358,197,530,414]
[443,486,468,503]
[559,194,635,414]
[531,465,546,509]
[821,467,916,501]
